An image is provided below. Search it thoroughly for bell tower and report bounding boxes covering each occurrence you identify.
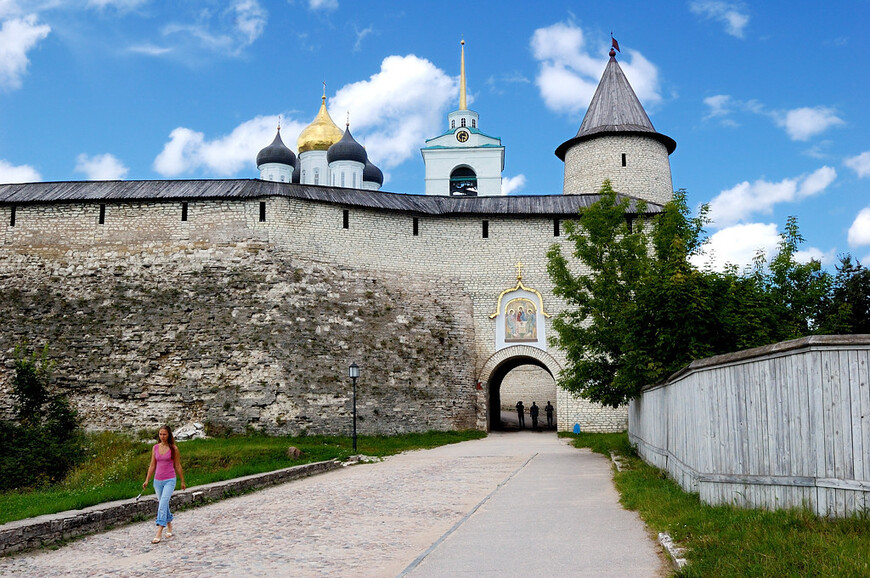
[421,41,505,196]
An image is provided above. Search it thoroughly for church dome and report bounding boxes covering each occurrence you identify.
[297,96,344,153]
[256,128,296,168]
[327,126,367,164]
[292,158,300,183]
[363,155,384,185]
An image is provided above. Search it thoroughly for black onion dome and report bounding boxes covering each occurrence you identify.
[257,129,296,168]
[327,127,367,164]
[363,156,384,185]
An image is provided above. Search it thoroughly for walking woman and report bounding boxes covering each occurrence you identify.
[143,425,186,544]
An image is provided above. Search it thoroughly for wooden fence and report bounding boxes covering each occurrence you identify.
[628,335,870,517]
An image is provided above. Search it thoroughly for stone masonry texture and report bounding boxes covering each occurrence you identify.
[0,195,628,433]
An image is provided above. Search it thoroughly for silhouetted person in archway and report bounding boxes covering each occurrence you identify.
[515,401,525,428]
[530,401,539,430]
[545,401,554,429]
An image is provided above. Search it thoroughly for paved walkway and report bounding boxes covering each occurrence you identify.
[0,433,668,577]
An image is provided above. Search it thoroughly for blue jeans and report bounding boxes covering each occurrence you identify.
[153,477,176,527]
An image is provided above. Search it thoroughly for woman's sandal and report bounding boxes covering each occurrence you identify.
[166,532,173,538]
[151,537,161,544]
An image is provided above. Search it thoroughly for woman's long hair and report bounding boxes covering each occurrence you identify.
[158,425,176,460]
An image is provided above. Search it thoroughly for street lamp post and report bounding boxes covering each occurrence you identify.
[348,362,359,453]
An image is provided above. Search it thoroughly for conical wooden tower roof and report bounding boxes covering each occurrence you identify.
[555,49,675,160]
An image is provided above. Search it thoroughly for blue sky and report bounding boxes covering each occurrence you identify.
[1,0,869,270]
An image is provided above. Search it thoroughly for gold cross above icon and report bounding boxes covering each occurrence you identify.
[515,261,524,280]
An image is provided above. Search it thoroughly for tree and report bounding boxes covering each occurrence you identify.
[547,183,831,407]
[817,255,870,334]
[0,345,83,490]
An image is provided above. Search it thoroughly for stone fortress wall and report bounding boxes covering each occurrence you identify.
[0,193,626,433]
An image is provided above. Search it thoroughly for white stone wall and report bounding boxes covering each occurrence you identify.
[259,162,293,183]
[328,160,364,188]
[1,195,628,432]
[422,144,504,196]
[500,366,556,409]
[562,135,673,206]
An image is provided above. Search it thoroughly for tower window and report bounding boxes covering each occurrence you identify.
[482,220,489,239]
[341,172,345,187]
[181,202,188,222]
[98,204,106,225]
[9,206,15,227]
[451,120,455,129]
[621,153,627,167]
[302,170,306,182]
[554,219,560,237]
[472,119,476,128]
[449,166,478,196]
[314,168,319,185]
[353,173,356,188]
[343,209,349,229]
[413,217,419,236]
[259,201,266,222]
[461,118,466,127]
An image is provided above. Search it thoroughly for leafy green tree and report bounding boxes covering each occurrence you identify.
[0,345,83,490]
[547,183,831,407]
[817,255,870,334]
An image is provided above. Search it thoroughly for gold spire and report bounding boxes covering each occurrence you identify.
[459,39,467,111]
[297,85,344,153]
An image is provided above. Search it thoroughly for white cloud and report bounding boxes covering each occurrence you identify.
[689,1,750,38]
[75,153,129,180]
[309,0,337,10]
[0,159,41,183]
[353,24,372,52]
[530,21,661,116]
[128,43,173,56]
[501,175,526,195]
[153,54,454,177]
[159,0,266,56]
[774,106,844,141]
[154,115,306,177]
[232,0,267,46]
[703,94,731,118]
[691,223,779,272]
[708,166,836,227]
[329,54,456,169]
[845,151,870,178]
[848,208,870,247]
[795,247,835,266]
[0,14,50,91]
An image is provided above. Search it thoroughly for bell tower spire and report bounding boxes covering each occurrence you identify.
[459,39,467,111]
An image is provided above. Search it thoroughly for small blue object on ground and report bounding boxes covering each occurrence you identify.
[573,424,581,434]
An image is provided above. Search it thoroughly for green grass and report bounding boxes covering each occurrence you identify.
[0,429,486,525]
[562,432,870,577]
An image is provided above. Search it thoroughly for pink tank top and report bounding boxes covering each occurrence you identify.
[153,444,176,481]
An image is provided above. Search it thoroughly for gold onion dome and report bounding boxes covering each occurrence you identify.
[297,95,344,153]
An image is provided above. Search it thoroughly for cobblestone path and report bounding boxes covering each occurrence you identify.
[0,433,665,577]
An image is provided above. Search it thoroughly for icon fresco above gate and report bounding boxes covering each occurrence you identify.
[490,262,550,352]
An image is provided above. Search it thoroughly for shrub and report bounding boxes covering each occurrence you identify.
[0,345,84,491]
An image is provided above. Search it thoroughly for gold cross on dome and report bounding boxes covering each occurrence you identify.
[515,261,524,280]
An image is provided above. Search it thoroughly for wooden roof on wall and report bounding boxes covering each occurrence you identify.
[0,179,663,217]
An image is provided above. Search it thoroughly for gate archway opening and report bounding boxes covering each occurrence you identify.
[478,346,562,431]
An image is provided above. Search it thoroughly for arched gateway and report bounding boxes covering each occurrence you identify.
[477,345,562,430]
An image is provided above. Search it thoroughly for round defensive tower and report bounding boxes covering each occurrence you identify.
[556,47,676,206]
